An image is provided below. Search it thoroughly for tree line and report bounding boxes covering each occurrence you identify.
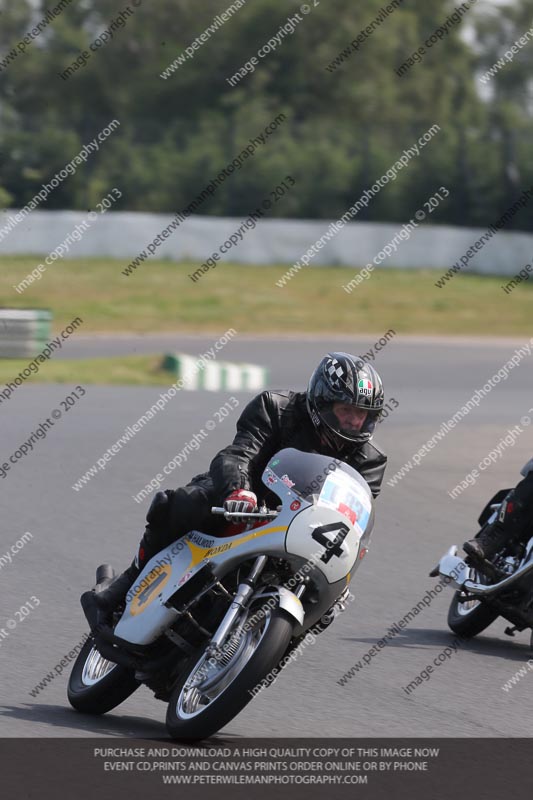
[0,0,532,231]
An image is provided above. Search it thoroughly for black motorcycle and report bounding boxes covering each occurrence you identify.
[431,487,533,647]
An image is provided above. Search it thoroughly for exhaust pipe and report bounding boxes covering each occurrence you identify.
[465,559,533,596]
[96,564,115,584]
[438,546,533,597]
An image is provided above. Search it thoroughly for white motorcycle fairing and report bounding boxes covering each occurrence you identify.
[114,448,374,645]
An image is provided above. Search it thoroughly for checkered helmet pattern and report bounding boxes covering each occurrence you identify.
[325,356,347,390]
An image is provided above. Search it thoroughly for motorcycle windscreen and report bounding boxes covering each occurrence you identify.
[316,468,372,536]
[264,447,372,507]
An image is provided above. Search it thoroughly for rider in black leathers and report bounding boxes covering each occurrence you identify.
[464,458,533,569]
[82,352,387,628]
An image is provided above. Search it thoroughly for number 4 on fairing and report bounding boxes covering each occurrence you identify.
[311,522,350,562]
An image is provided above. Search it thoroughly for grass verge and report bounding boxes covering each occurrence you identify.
[0,355,173,386]
[2,256,532,337]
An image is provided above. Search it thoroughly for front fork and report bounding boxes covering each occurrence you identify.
[205,556,305,659]
[205,556,268,658]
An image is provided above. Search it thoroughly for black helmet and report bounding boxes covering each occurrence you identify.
[306,352,384,448]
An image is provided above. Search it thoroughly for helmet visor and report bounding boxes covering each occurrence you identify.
[317,399,380,442]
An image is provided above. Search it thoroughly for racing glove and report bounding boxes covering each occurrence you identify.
[223,489,257,514]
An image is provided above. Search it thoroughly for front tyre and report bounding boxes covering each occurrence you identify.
[67,636,140,714]
[447,569,499,637]
[166,607,294,740]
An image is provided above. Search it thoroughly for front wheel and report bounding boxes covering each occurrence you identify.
[166,606,294,740]
[68,636,140,714]
[447,569,499,637]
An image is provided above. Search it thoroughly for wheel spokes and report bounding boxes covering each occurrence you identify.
[176,611,271,718]
[81,646,116,685]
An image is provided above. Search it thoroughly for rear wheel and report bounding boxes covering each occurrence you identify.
[166,606,294,740]
[67,636,140,714]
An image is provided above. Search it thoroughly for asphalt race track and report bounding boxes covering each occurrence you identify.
[2,334,533,738]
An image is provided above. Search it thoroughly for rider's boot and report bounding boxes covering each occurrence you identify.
[81,493,178,633]
[463,521,510,568]
[80,560,140,633]
[80,522,160,632]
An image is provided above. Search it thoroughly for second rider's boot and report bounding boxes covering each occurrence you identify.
[463,521,510,569]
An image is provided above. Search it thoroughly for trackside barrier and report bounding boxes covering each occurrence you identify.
[161,353,267,391]
[0,308,52,358]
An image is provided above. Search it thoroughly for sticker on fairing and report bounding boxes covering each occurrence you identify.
[130,564,172,616]
[281,474,295,488]
[318,472,371,531]
[188,532,215,547]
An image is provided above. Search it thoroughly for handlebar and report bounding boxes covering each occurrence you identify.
[211,506,279,520]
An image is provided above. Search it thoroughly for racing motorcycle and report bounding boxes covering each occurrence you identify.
[68,448,374,739]
[431,486,533,647]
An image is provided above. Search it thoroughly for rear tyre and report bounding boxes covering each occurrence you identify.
[67,636,139,714]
